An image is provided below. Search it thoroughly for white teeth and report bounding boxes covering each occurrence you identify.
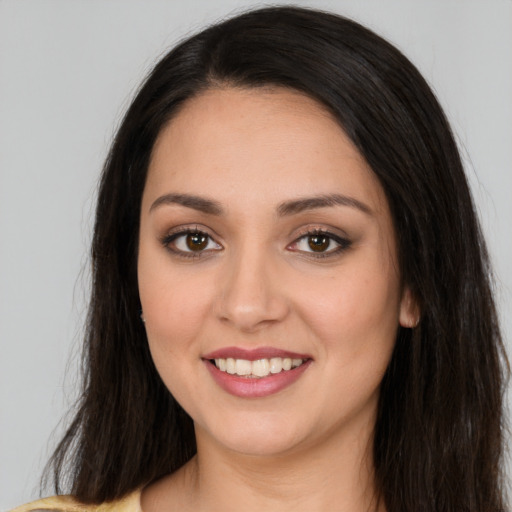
[226,358,236,374]
[235,359,252,376]
[252,359,270,377]
[269,357,282,374]
[292,358,302,368]
[213,357,306,378]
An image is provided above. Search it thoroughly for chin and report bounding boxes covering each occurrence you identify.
[196,413,313,458]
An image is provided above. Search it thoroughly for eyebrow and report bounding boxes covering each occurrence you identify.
[277,194,373,216]
[150,193,223,215]
[149,192,372,216]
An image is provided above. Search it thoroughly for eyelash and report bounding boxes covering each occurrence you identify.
[161,227,220,259]
[287,229,351,259]
[160,227,351,260]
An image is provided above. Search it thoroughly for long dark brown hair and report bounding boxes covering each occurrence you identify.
[44,6,509,511]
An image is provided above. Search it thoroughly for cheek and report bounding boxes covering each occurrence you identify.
[294,259,401,358]
[293,264,400,422]
[137,249,215,360]
[138,263,217,409]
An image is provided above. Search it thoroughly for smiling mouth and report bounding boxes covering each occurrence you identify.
[209,357,307,378]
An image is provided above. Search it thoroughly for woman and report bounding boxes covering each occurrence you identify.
[12,6,509,512]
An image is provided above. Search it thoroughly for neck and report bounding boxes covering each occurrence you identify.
[143,413,384,512]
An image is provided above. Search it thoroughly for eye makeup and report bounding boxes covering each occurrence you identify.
[159,223,352,262]
[160,226,223,259]
[287,228,352,259]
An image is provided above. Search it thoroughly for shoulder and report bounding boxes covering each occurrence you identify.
[9,490,142,512]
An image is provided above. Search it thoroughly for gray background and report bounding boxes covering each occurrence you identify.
[1,0,511,509]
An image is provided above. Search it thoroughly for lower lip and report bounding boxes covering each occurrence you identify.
[204,359,312,398]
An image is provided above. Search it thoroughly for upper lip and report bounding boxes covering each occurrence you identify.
[202,346,312,361]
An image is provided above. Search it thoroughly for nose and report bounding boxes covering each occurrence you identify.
[214,247,289,333]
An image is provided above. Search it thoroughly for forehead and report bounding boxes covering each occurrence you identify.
[145,87,387,215]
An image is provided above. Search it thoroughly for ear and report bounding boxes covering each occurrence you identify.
[399,286,420,328]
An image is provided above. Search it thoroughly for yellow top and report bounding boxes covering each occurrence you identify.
[9,490,142,512]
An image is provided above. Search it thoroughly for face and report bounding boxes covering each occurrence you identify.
[138,87,416,458]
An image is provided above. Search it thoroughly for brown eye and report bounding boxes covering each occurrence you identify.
[307,234,330,252]
[288,230,350,258]
[163,229,222,256]
[186,232,208,251]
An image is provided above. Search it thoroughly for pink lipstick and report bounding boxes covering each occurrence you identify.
[202,346,312,398]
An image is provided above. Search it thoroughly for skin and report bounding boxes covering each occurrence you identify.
[138,87,417,512]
